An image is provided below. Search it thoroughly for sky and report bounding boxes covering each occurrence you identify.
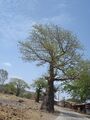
[0,0,90,92]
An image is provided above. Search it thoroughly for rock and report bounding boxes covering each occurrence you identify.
[17,99,24,103]
[40,114,43,117]
[0,103,2,106]
[28,107,32,109]
[12,112,17,116]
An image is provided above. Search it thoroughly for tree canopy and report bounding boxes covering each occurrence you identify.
[61,60,90,102]
[32,77,48,102]
[10,78,29,96]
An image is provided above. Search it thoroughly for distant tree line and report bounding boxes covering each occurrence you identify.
[0,69,31,99]
[0,69,48,100]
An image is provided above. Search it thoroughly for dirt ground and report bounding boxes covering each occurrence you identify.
[0,93,58,120]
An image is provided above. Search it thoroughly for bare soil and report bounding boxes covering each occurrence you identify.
[0,93,58,120]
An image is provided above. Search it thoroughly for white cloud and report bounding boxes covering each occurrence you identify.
[57,3,67,9]
[3,62,12,67]
[40,14,73,26]
[10,76,23,79]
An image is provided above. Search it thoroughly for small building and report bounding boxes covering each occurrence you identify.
[72,103,90,115]
[85,103,90,115]
[59,99,90,115]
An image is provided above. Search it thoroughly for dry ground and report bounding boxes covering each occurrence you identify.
[0,93,58,120]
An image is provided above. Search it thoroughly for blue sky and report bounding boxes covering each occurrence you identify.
[0,0,90,88]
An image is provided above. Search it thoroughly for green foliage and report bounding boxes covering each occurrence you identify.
[32,77,48,90]
[62,60,90,102]
[32,77,48,102]
[20,92,32,99]
[19,24,82,79]
[10,78,30,96]
[4,81,32,99]
[4,83,16,94]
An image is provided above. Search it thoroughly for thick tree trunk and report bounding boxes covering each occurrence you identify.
[40,64,55,112]
[47,64,55,112]
[47,80,54,112]
[40,80,54,112]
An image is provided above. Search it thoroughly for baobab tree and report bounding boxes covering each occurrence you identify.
[19,24,82,112]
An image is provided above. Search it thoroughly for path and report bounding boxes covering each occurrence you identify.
[55,106,90,120]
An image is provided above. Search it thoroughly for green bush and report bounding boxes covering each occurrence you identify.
[20,92,32,99]
[4,83,16,94]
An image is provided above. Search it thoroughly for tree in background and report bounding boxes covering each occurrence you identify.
[19,24,82,112]
[32,77,48,102]
[0,69,8,92]
[61,60,90,102]
[4,83,16,94]
[10,78,30,96]
[0,69,8,85]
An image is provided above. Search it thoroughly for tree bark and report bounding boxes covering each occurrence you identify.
[40,64,55,112]
[47,80,54,112]
[47,64,55,112]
